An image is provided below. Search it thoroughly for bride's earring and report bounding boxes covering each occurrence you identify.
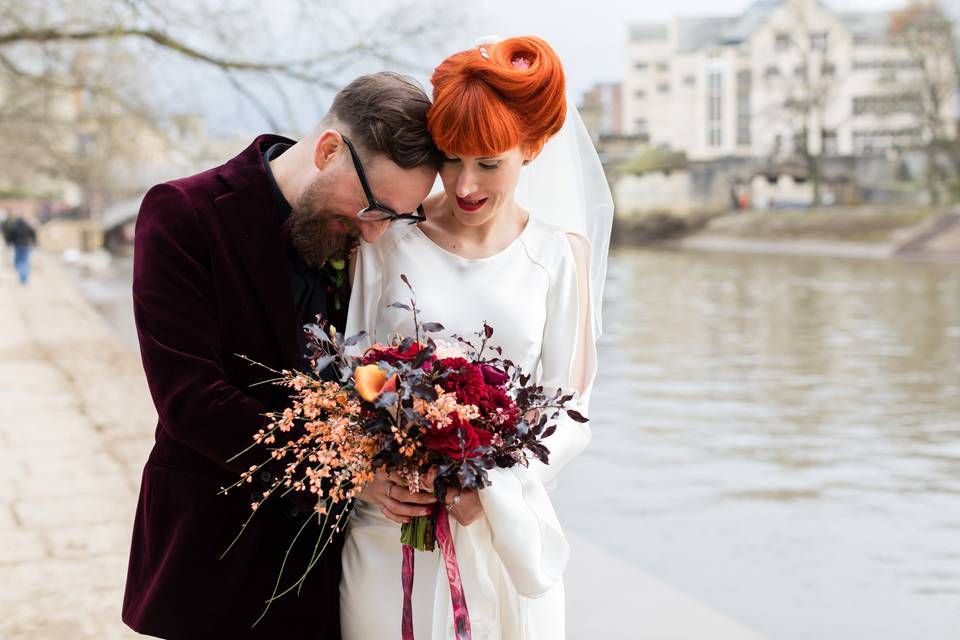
[522,159,530,166]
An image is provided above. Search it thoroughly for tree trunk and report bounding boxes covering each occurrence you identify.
[925,144,941,206]
[811,152,823,207]
[802,126,823,207]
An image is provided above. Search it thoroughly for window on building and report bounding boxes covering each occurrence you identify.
[683,75,696,87]
[635,62,649,71]
[707,70,723,147]
[852,128,922,154]
[821,62,836,76]
[635,89,647,99]
[764,65,781,80]
[853,59,922,71]
[775,32,792,51]
[635,118,649,135]
[852,93,923,116]
[792,131,805,154]
[822,129,838,155]
[794,65,808,78]
[809,32,829,52]
[656,62,670,72]
[736,70,751,146]
[658,83,670,93]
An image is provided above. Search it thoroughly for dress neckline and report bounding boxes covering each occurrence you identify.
[412,216,533,264]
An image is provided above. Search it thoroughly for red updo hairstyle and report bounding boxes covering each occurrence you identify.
[427,36,566,158]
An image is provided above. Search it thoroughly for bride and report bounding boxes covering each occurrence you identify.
[341,35,613,639]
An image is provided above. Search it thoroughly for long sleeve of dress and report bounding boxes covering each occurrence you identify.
[477,231,597,598]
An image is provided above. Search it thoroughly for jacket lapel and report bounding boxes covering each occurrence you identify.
[214,136,299,369]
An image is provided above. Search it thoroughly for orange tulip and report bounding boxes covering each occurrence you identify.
[354,365,399,403]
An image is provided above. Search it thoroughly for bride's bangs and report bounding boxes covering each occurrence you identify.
[428,82,521,157]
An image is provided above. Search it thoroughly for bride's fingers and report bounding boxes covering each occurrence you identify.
[380,494,433,519]
[448,489,481,526]
[443,487,461,506]
[450,509,473,526]
[378,504,411,525]
[389,484,437,505]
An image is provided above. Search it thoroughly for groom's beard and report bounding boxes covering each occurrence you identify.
[290,181,359,268]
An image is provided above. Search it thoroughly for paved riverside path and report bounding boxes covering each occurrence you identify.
[0,255,151,639]
[0,253,767,639]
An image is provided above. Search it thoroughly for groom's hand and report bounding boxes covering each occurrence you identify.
[361,470,436,525]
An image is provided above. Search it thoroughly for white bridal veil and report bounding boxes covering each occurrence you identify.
[512,95,614,340]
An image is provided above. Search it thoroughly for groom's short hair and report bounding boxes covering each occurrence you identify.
[325,72,442,170]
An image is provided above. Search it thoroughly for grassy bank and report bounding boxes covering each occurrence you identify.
[695,205,940,243]
[612,211,722,245]
[612,205,947,246]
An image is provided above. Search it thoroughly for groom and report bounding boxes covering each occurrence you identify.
[122,73,440,639]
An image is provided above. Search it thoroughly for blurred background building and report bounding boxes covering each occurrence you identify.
[586,0,960,224]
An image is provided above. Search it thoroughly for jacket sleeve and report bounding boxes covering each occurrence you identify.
[133,183,273,474]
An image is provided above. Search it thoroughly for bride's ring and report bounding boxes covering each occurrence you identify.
[386,484,394,499]
[448,493,462,511]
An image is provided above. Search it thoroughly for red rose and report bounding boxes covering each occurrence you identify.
[435,359,520,433]
[437,359,485,395]
[423,413,492,461]
[480,364,509,386]
[475,386,520,432]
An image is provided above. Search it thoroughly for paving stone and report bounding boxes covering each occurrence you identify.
[13,470,130,501]
[43,522,131,559]
[0,529,48,564]
[12,494,132,530]
[0,503,17,528]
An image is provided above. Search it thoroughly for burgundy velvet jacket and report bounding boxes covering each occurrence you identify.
[122,136,342,639]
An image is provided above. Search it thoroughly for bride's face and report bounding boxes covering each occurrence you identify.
[438,146,525,227]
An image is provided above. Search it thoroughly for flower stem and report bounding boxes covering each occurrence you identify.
[401,514,436,552]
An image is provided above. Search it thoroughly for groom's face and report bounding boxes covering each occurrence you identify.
[290,132,435,267]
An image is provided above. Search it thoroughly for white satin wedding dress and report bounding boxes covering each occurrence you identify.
[340,216,596,640]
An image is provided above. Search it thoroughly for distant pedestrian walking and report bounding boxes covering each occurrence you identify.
[5,217,37,285]
[0,209,10,268]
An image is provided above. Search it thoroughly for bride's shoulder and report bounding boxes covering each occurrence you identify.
[368,222,419,255]
[519,217,579,266]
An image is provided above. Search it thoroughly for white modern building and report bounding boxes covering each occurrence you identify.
[623,0,958,161]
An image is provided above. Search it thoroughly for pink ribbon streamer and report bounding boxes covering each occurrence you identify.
[402,544,416,639]
[401,506,472,640]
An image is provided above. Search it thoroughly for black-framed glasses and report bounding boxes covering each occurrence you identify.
[341,135,426,224]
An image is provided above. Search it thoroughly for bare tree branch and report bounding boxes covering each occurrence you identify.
[0,0,461,217]
[0,26,365,85]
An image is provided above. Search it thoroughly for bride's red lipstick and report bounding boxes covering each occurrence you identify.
[456,196,487,212]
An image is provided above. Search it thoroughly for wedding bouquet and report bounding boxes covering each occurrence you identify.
[222,275,585,633]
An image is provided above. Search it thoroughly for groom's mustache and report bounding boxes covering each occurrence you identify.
[289,209,359,268]
[329,215,361,237]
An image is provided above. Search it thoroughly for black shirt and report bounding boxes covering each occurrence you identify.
[262,142,350,372]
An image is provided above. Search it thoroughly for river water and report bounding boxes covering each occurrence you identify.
[69,247,960,639]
